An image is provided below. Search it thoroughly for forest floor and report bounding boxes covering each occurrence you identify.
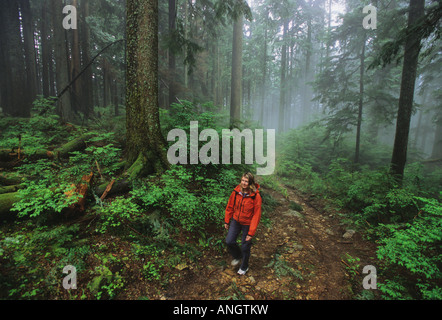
[137,185,379,300]
[1,178,380,300]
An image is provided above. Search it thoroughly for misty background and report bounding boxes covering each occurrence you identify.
[1,0,440,161]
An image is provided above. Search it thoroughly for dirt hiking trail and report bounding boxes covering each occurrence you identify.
[164,185,378,300]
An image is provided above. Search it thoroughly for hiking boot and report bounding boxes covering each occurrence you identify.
[237,268,249,275]
[231,259,241,267]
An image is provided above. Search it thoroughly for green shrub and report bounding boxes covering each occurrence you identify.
[0,96,70,153]
[131,165,234,232]
[11,159,82,219]
[97,196,141,234]
[0,223,82,299]
[376,196,442,299]
[87,265,124,300]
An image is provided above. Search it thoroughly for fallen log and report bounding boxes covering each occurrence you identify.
[0,185,23,195]
[95,178,131,199]
[100,179,115,201]
[0,133,95,162]
[0,192,19,221]
[421,158,442,164]
[65,172,94,213]
[50,133,95,159]
[0,174,25,186]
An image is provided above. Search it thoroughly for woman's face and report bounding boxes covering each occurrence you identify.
[241,176,250,190]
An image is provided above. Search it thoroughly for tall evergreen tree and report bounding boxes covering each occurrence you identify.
[126,0,170,176]
[390,0,426,181]
[51,0,73,121]
[230,12,244,127]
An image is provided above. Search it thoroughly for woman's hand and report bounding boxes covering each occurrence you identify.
[246,235,252,242]
[224,223,229,230]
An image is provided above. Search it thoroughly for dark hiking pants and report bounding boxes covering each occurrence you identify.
[226,219,252,271]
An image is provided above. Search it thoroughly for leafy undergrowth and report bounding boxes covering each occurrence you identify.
[0,142,248,299]
[0,99,257,300]
[277,126,442,300]
[0,217,221,299]
[2,99,440,300]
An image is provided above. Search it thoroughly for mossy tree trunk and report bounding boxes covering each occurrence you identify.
[126,0,170,177]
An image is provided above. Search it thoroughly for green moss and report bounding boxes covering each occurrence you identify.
[0,192,19,220]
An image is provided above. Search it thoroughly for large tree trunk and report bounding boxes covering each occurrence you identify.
[168,0,177,107]
[51,0,73,122]
[390,0,425,181]
[81,0,93,118]
[278,19,289,134]
[301,13,313,125]
[20,0,38,109]
[40,0,51,98]
[260,8,269,127]
[183,0,189,89]
[0,0,29,117]
[126,0,170,176]
[102,59,112,108]
[70,0,82,115]
[355,33,366,164]
[0,2,9,111]
[431,111,442,159]
[230,14,243,128]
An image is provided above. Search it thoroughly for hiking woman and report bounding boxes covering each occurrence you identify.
[224,172,262,275]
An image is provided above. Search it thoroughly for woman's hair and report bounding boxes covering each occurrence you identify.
[242,172,257,193]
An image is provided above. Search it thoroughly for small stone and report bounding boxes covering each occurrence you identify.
[175,263,188,271]
[343,229,356,239]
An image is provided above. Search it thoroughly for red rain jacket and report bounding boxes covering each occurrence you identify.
[224,183,262,237]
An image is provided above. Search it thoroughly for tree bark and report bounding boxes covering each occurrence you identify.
[0,0,28,117]
[168,0,177,107]
[260,7,269,127]
[70,0,82,114]
[126,0,170,176]
[301,13,313,125]
[431,111,442,159]
[230,14,243,128]
[40,0,51,97]
[81,0,93,118]
[355,33,366,164]
[20,0,38,110]
[278,19,289,134]
[390,0,425,181]
[51,0,73,122]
